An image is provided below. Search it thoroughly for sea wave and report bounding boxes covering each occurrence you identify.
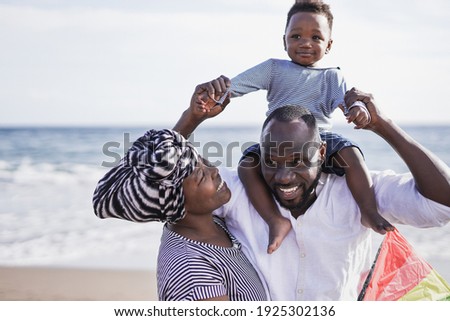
[0,125,449,278]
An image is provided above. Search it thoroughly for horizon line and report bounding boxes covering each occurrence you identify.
[1,121,450,129]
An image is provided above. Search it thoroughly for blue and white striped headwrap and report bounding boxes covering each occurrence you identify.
[93,129,199,223]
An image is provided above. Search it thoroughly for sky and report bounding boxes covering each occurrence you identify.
[1,0,450,127]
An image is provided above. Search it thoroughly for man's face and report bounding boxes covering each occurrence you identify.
[260,119,325,217]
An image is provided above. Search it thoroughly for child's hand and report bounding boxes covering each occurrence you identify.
[345,87,388,131]
[190,75,231,118]
[340,101,371,129]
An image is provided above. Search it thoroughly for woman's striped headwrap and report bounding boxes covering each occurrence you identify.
[93,129,199,223]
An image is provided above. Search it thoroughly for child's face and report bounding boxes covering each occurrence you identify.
[284,12,333,67]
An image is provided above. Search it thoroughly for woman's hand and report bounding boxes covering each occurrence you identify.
[190,75,231,120]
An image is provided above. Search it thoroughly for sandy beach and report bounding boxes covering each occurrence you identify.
[1,262,449,301]
[0,266,157,301]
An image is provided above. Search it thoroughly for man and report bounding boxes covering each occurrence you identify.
[174,75,450,300]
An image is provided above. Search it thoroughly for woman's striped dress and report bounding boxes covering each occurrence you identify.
[157,217,268,301]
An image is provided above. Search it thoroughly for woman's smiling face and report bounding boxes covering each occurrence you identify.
[182,157,231,215]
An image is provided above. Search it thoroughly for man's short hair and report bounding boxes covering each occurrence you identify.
[262,105,321,142]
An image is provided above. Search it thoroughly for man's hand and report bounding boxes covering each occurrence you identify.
[344,87,388,132]
[342,104,371,129]
[345,89,450,207]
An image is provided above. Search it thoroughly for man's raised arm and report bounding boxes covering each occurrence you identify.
[345,88,450,206]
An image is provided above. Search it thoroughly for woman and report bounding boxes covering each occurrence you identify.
[93,80,268,300]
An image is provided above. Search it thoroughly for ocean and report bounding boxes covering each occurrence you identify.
[1,124,449,279]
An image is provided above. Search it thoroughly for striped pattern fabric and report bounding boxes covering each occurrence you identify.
[93,129,198,223]
[157,217,268,301]
[230,58,347,130]
[359,229,450,301]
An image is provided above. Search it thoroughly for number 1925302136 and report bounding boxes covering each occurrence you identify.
[256,305,336,317]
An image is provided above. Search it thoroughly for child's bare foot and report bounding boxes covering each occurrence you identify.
[361,211,395,235]
[267,216,292,254]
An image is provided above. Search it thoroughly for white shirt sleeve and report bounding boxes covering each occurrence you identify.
[373,170,450,227]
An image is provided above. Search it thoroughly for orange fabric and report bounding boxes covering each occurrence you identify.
[363,229,432,300]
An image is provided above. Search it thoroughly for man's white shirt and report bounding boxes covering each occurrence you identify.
[214,167,450,300]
